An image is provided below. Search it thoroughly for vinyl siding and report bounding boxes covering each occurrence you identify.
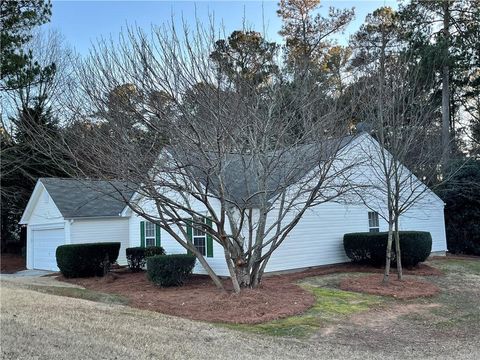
[28,186,64,225]
[71,218,130,265]
[128,197,231,276]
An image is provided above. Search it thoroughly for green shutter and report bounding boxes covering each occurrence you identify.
[140,221,145,248]
[155,224,161,247]
[206,217,213,258]
[186,219,193,254]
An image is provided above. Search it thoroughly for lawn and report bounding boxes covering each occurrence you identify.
[223,258,480,341]
[2,257,479,359]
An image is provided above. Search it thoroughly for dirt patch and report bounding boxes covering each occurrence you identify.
[340,274,440,299]
[1,254,25,274]
[59,271,315,324]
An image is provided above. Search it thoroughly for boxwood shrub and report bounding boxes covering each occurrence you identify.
[343,231,432,267]
[147,254,196,287]
[126,246,165,272]
[56,242,120,278]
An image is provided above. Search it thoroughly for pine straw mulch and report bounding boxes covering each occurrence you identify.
[340,274,440,299]
[58,262,442,324]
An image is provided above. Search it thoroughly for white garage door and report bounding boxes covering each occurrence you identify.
[33,228,65,271]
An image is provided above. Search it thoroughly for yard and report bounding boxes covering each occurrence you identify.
[1,257,479,359]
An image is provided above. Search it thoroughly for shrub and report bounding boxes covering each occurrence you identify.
[147,254,196,287]
[343,231,432,267]
[145,246,166,258]
[56,242,120,278]
[126,247,146,271]
[126,246,166,272]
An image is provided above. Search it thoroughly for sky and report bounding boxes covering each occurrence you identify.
[46,0,398,56]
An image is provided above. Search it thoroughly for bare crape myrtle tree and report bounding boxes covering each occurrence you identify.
[350,57,446,283]
[40,23,359,293]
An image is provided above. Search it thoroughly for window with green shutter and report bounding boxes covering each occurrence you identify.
[140,221,145,248]
[186,216,213,257]
[140,220,161,248]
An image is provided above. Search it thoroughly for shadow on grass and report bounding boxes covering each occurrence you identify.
[26,285,129,306]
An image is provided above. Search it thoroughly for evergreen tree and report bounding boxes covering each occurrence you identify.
[1,0,52,90]
[399,0,480,158]
[277,0,354,76]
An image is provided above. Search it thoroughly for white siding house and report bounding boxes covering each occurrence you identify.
[20,179,132,271]
[20,133,447,273]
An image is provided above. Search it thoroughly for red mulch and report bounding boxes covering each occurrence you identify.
[58,262,442,324]
[60,271,315,324]
[1,254,25,274]
[432,254,480,261]
[340,274,440,299]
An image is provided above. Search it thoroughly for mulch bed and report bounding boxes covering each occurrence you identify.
[60,271,315,324]
[432,254,480,261]
[1,254,26,274]
[340,274,440,299]
[58,262,442,324]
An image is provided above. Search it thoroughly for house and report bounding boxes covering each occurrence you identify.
[20,133,447,272]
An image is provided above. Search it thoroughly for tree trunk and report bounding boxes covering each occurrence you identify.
[195,251,225,290]
[394,217,403,281]
[383,221,394,284]
[223,246,242,293]
[441,0,451,165]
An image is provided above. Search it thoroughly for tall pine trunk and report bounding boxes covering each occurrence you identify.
[441,0,451,165]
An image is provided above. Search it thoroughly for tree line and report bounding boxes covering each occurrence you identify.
[1,0,479,287]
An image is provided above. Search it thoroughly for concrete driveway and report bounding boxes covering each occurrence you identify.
[0,270,80,288]
[0,269,54,278]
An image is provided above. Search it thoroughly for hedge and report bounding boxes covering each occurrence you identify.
[147,254,196,287]
[126,246,165,272]
[343,231,432,267]
[56,242,120,278]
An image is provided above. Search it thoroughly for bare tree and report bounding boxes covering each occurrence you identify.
[38,22,358,292]
[350,57,444,283]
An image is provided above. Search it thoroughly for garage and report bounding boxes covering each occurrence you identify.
[32,227,65,271]
[20,178,135,271]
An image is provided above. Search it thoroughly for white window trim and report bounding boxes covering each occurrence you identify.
[144,221,156,247]
[192,217,207,256]
[368,211,380,232]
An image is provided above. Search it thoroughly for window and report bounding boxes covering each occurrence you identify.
[145,221,156,247]
[368,211,380,232]
[192,218,207,256]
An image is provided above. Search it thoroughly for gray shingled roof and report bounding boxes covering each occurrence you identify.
[169,135,355,207]
[40,178,135,218]
[39,136,354,217]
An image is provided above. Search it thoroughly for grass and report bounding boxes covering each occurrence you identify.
[223,285,385,338]
[223,259,480,338]
[431,258,480,274]
[399,259,480,330]
[25,285,129,305]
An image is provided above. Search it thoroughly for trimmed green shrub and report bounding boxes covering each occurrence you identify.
[126,247,146,271]
[343,231,432,267]
[145,246,166,258]
[56,242,120,278]
[126,246,166,272]
[147,254,196,287]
